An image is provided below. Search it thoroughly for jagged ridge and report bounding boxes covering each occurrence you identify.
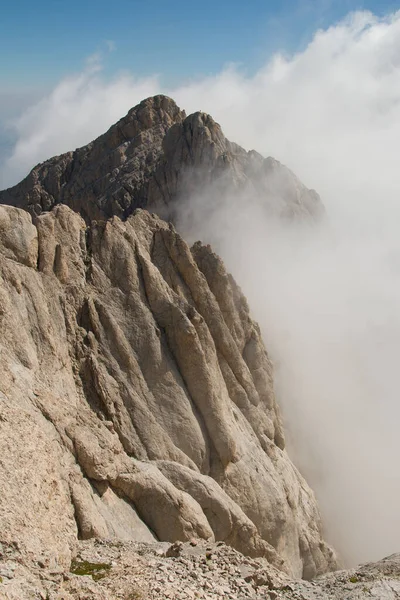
[0,95,323,223]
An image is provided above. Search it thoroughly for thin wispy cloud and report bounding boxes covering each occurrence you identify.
[0,67,159,187]
[105,39,116,52]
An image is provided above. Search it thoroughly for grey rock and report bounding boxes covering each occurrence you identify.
[0,96,323,224]
[2,539,399,600]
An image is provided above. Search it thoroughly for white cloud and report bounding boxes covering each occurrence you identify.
[2,9,400,566]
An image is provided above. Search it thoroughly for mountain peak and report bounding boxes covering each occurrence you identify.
[0,96,323,224]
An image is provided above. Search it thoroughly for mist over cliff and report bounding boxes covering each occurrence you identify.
[175,173,400,566]
[2,9,400,569]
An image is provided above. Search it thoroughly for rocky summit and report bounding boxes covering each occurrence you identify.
[0,95,323,223]
[0,96,394,599]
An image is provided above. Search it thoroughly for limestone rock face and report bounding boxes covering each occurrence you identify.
[0,203,336,580]
[0,96,323,223]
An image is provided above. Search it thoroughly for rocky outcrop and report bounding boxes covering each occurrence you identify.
[0,202,336,583]
[0,96,323,223]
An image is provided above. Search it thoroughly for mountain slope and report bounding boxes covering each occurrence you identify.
[0,96,323,223]
[0,97,336,593]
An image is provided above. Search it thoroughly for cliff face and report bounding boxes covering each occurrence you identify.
[0,96,323,223]
[0,203,336,580]
[0,96,336,589]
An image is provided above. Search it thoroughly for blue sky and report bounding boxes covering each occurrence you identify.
[1,0,398,90]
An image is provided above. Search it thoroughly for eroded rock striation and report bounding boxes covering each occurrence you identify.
[0,203,336,580]
[0,97,336,596]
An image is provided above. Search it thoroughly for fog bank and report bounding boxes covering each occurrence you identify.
[176,182,400,566]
